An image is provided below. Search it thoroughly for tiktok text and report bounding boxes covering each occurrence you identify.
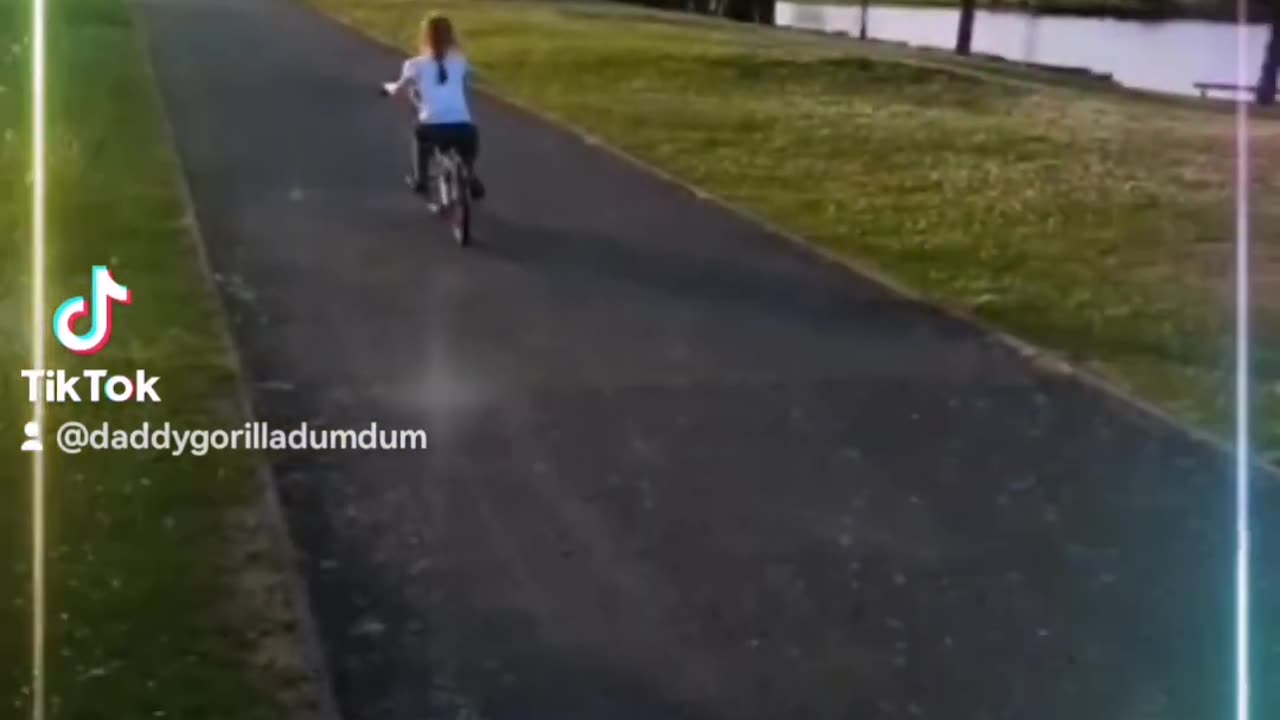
[22,369,162,404]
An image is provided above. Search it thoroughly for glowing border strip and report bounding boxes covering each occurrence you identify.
[1232,4,1252,720]
[12,1,1259,717]
[29,0,47,711]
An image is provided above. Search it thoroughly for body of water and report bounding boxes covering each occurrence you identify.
[776,2,1269,97]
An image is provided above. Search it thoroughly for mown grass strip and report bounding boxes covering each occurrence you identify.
[1,0,308,715]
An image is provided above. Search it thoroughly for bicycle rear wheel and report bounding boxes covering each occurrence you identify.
[450,159,472,247]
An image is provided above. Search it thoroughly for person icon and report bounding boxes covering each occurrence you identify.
[21,420,43,453]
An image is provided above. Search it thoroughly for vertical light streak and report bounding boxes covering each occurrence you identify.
[1232,4,1252,720]
[29,0,47,712]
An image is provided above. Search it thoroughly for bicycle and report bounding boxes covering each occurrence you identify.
[381,83,473,247]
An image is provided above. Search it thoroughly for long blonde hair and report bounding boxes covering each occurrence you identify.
[422,14,457,85]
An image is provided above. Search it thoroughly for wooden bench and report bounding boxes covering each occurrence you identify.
[1193,81,1257,98]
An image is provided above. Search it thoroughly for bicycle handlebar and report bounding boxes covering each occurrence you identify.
[380,82,423,113]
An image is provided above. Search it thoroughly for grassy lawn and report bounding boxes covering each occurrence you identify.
[1,0,310,715]
[312,0,1279,461]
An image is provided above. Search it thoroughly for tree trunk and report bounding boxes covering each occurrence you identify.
[722,0,754,20]
[1259,11,1279,105]
[754,0,775,24]
[956,0,977,55]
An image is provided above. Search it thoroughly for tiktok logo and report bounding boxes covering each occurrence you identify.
[52,266,132,355]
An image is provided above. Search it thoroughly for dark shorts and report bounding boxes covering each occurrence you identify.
[414,122,479,165]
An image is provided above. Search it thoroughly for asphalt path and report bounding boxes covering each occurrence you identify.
[137,0,1278,717]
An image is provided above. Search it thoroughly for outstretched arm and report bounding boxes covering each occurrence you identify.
[381,59,414,97]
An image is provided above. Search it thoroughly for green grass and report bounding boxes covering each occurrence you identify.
[1,0,309,716]
[313,0,1280,460]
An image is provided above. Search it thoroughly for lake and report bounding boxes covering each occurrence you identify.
[775,2,1270,97]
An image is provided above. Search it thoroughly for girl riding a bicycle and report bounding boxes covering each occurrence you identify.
[384,13,484,200]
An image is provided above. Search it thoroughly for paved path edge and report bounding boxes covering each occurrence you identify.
[131,4,348,718]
